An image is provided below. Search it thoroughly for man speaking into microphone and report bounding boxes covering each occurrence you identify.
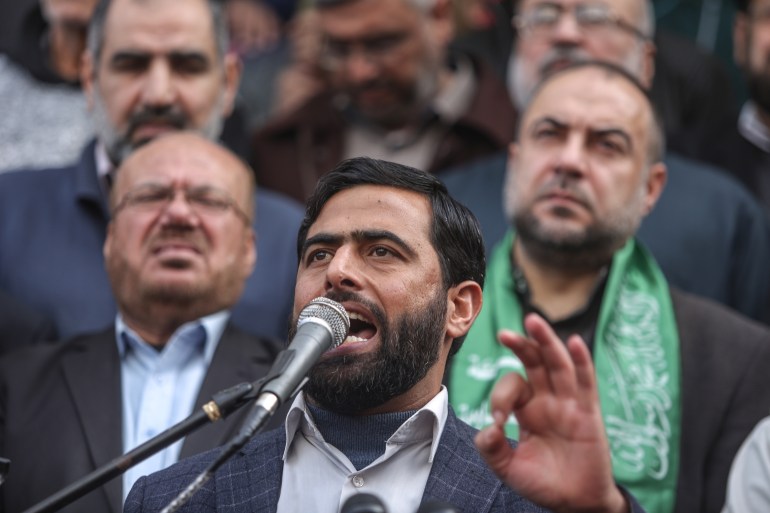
[0,133,287,513]
[125,157,647,513]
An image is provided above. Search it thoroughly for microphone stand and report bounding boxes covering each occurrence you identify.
[158,352,302,513]
[21,380,263,513]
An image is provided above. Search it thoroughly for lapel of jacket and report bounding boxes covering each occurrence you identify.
[230,429,286,513]
[60,327,124,513]
[421,409,502,513]
[181,324,277,458]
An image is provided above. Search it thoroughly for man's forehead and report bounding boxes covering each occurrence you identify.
[525,68,648,127]
[518,0,639,16]
[101,0,217,55]
[318,0,422,33]
[121,146,239,188]
[308,185,432,238]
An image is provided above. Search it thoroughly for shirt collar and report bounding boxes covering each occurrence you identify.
[95,141,115,197]
[739,101,770,153]
[283,387,449,463]
[115,310,230,364]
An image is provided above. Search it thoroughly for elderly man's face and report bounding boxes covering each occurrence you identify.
[510,0,653,108]
[83,0,240,163]
[292,185,452,414]
[505,67,665,267]
[735,1,770,115]
[317,0,452,129]
[104,134,255,323]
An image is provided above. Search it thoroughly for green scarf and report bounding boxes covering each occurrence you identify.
[450,231,681,513]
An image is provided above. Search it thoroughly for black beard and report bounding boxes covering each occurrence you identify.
[293,289,446,414]
[747,68,770,116]
[513,209,619,272]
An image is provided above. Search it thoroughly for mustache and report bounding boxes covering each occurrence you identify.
[535,175,593,211]
[126,107,188,138]
[539,47,593,76]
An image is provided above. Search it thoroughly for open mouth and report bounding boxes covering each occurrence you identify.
[345,311,377,344]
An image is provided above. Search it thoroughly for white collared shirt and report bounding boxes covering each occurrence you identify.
[276,387,450,513]
[116,311,229,500]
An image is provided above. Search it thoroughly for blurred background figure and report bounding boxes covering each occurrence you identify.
[251,0,517,202]
[698,0,770,214]
[0,0,98,172]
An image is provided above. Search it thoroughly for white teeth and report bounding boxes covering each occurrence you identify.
[348,312,367,321]
[344,335,368,343]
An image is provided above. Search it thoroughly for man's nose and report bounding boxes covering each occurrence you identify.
[159,192,200,227]
[554,135,588,177]
[549,12,584,45]
[344,49,380,84]
[141,60,177,107]
[325,247,362,292]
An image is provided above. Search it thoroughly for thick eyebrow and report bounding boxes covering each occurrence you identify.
[108,50,210,68]
[528,116,568,135]
[529,116,634,150]
[301,229,418,259]
[590,127,633,151]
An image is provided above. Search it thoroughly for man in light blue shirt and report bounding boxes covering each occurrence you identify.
[0,133,286,513]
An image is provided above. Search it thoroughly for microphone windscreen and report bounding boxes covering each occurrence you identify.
[340,493,387,513]
[297,296,350,349]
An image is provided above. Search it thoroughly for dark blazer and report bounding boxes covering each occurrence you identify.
[671,288,770,513]
[124,409,647,513]
[0,140,304,342]
[0,324,284,513]
[251,57,517,203]
[0,291,56,356]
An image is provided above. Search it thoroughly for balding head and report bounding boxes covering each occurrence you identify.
[104,132,257,345]
[505,61,667,271]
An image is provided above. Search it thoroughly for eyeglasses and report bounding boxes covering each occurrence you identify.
[513,3,650,41]
[320,32,410,70]
[113,183,251,225]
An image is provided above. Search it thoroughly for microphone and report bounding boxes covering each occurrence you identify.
[157,297,350,513]
[261,296,350,404]
[341,493,387,513]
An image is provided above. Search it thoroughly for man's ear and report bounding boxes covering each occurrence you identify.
[642,162,667,215]
[103,221,115,261]
[81,50,96,111]
[241,229,257,280]
[220,52,242,118]
[445,280,483,341]
[639,38,656,90]
[429,0,455,49]
[734,12,749,68]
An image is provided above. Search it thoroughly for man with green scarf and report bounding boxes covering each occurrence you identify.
[450,61,770,513]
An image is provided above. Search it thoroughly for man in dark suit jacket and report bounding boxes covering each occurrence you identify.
[125,158,646,513]
[0,0,303,343]
[0,291,56,356]
[0,133,287,513]
[450,62,770,513]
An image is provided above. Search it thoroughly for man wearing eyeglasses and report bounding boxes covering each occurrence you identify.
[440,0,770,325]
[249,0,518,202]
[0,132,290,513]
[0,0,303,343]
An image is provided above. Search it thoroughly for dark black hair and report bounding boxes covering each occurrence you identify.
[297,157,486,355]
[735,0,750,13]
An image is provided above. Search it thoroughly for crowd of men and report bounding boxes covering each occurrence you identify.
[2,0,770,512]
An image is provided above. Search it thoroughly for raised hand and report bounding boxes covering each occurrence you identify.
[474,313,628,513]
